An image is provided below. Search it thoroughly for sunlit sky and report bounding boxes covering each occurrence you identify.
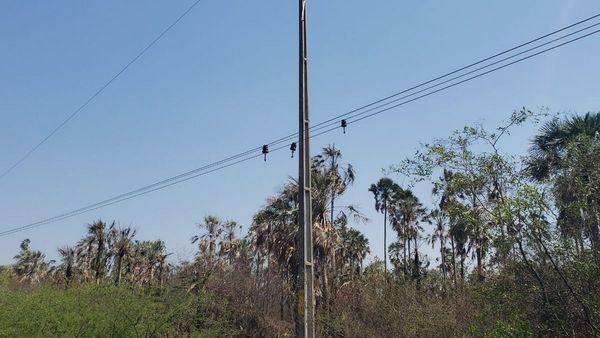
[1,1,599,265]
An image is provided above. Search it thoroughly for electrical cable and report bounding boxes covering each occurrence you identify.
[0,0,205,181]
[1,17,599,237]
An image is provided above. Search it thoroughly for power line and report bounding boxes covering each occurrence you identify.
[3,11,597,183]
[0,0,205,181]
[0,153,263,237]
[346,27,600,126]
[246,13,600,149]
[311,23,600,133]
[1,17,599,237]
[0,125,342,237]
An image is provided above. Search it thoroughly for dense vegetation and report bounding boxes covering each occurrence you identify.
[1,110,599,337]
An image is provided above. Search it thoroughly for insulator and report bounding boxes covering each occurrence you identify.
[262,144,269,161]
[290,142,297,158]
[341,119,348,134]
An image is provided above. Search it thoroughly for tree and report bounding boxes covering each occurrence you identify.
[313,144,356,228]
[192,216,223,260]
[341,228,370,279]
[55,246,77,287]
[77,220,113,284]
[110,226,136,285]
[13,239,48,285]
[428,209,448,287]
[220,220,242,265]
[369,177,402,282]
[393,189,427,283]
[552,133,600,250]
[528,113,600,250]
[527,112,600,181]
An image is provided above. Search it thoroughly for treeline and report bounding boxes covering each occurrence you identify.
[1,110,599,337]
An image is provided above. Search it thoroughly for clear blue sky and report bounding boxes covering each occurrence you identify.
[1,1,599,265]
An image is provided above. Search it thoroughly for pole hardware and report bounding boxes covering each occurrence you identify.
[341,119,348,133]
[262,145,269,161]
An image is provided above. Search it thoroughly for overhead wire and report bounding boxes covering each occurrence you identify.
[1,15,599,237]
[3,11,598,181]
[0,0,205,181]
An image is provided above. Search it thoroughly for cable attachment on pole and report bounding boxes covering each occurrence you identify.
[290,142,297,158]
[262,145,269,161]
[341,119,348,134]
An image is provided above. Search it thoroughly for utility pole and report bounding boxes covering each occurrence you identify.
[296,0,314,337]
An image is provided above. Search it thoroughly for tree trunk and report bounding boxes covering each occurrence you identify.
[450,236,457,288]
[440,236,446,291]
[115,253,123,285]
[476,243,484,282]
[403,237,407,278]
[414,236,420,287]
[383,200,388,283]
[95,237,104,284]
[460,252,466,283]
[407,236,412,278]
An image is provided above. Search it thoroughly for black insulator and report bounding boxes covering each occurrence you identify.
[290,142,297,158]
[262,144,269,161]
[341,119,348,134]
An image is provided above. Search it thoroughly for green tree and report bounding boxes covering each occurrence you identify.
[77,220,113,284]
[110,226,136,285]
[369,177,402,281]
[13,239,48,285]
[55,246,76,287]
[192,216,223,260]
[341,228,370,278]
[527,112,600,181]
[428,209,449,287]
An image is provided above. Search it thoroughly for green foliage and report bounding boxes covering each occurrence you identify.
[0,280,239,337]
[4,111,600,337]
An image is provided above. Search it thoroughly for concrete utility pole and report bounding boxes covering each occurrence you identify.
[296,0,315,337]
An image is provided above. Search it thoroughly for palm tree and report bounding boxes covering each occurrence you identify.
[110,226,136,285]
[528,113,600,250]
[388,240,405,279]
[528,112,600,181]
[433,169,462,286]
[369,177,402,282]
[428,209,449,288]
[13,239,49,285]
[220,220,242,265]
[129,240,169,286]
[313,145,356,296]
[394,189,427,282]
[77,220,113,284]
[56,246,77,287]
[191,216,223,260]
[313,144,356,228]
[341,228,370,279]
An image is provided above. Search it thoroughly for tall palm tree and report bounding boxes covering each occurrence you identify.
[313,144,356,228]
[110,226,136,285]
[528,113,600,250]
[313,145,356,297]
[388,240,405,279]
[129,240,169,286]
[13,239,49,285]
[56,245,77,287]
[428,209,449,287]
[528,112,600,181]
[433,169,462,285]
[394,189,427,282]
[220,220,242,264]
[369,177,402,282]
[341,228,370,279]
[77,220,112,284]
[191,216,223,260]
